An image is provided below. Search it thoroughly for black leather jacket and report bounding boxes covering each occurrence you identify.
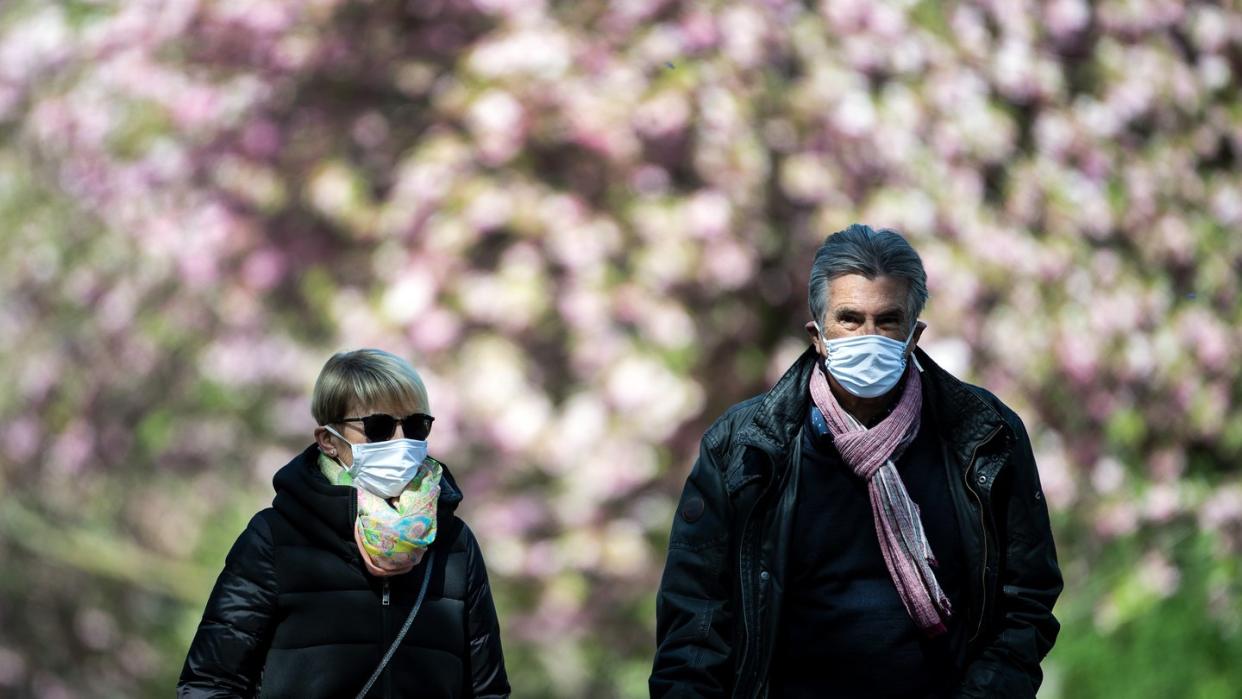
[651,347,1062,698]
[178,445,510,698]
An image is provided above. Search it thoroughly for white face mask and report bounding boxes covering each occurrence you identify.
[323,425,428,498]
[815,321,918,399]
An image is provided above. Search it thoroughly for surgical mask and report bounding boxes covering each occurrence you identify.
[323,425,428,498]
[815,321,918,399]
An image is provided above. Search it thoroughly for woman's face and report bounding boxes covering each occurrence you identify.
[314,399,428,467]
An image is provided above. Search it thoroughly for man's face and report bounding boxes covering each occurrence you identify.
[806,274,921,355]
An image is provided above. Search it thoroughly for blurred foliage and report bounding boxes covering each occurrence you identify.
[1,0,1241,697]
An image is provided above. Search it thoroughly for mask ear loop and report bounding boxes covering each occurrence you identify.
[321,424,357,470]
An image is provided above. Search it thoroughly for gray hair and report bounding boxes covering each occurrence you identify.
[808,223,929,333]
[311,349,430,426]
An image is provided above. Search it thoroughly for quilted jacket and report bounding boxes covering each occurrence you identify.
[178,445,510,698]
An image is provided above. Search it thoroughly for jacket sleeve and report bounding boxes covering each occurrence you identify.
[956,412,1064,698]
[463,524,511,699]
[650,430,737,699]
[178,514,278,698]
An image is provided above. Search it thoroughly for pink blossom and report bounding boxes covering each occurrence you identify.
[556,285,610,334]
[18,354,61,403]
[1045,0,1091,38]
[3,418,43,463]
[75,609,119,651]
[1147,448,1186,481]
[521,540,559,577]
[633,90,691,138]
[1094,501,1139,539]
[1142,483,1181,523]
[630,165,671,195]
[684,190,731,239]
[209,0,297,35]
[699,237,757,291]
[1091,456,1126,495]
[719,5,768,69]
[48,421,95,478]
[1189,7,1231,52]
[821,0,870,31]
[1056,331,1099,386]
[0,6,71,80]
[240,119,282,158]
[1201,486,1242,531]
[0,646,26,687]
[168,83,225,132]
[1033,437,1078,511]
[468,28,572,80]
[679,9,719,51]
[474,498,548,540]
[467,89,526,165]
[1179,310,1232,372]
[241,248,286,291]
[1136,551,1181,597]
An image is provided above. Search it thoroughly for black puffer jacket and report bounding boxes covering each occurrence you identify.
[651,346,1063,698]
[179,445,510,698]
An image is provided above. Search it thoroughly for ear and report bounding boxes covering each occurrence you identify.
[804,320,824,356]
[314,426,337,456]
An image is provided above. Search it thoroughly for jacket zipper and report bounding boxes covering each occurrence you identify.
[735,498,761,692]
[736,458,779,696]
[740,437,799,695]
[964,424,1002,644]
[382,579,391,698]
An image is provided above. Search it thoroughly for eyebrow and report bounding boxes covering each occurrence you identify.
[833,306,905,318]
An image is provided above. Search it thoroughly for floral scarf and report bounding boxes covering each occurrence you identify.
[319,451,441,577]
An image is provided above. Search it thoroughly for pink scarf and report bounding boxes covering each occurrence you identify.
[808,360,952,636]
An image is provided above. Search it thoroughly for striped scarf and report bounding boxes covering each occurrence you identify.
[808,360,952,636]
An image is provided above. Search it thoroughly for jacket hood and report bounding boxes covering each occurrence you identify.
[737,344,1012,475]
[271,444,465,559]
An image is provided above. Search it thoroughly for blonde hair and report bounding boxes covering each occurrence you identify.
[311,349,430,426]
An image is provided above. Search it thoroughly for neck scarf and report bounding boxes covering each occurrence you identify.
[808,359,952,636]
[319,451,441,577]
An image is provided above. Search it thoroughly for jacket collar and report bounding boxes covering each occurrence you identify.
[913,347,1013,467]
[736,347,817,459]
[736,344,1010,483]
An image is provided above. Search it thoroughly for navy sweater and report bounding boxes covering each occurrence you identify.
[769,392,966,699]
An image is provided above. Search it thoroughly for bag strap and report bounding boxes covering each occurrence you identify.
[354,550,437,699]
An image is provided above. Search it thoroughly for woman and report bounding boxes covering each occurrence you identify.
[179,349,510,698]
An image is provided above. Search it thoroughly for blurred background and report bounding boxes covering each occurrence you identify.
[1,0,1240,697]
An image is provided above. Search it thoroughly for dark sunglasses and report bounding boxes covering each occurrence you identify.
[340,413,434,442]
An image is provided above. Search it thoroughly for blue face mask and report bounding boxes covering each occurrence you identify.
[815,321,919,399]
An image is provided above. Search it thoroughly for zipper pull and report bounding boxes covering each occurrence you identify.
[382,580,390,606]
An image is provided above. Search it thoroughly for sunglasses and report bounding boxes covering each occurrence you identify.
[339,412,435,442]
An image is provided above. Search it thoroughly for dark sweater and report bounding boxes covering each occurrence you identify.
[769,391,966,699]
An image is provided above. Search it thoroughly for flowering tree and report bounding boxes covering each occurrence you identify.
[1,0,1240,696]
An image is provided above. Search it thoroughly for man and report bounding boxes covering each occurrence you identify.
[651,224,1062,698]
